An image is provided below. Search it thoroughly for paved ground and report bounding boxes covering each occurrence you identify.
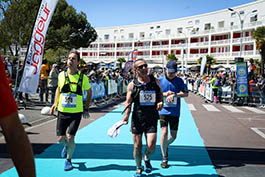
[1,93,265,176]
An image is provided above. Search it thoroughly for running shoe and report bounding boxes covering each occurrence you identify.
[133,167,143,177]
[64,159,73,171]
[61,146,67,158]
[161,159,169,168]
[144,159,152,173]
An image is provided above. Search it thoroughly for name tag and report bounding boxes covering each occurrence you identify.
[139,90,156,106]
[163,96,177,107]
[62,93,77,108]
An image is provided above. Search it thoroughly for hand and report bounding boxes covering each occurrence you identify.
[82,110,90,119]
[156,101,163,111]
[50,104,56,115]
[122,116,129,125]
[166,94,175,103]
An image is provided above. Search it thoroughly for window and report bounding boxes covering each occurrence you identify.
[104,34,109,40]
[140,32,145,38]
[114,30,118,33]
[188,20,193,25]
[218,21,224,28]
[231,12,236,17]
[195,20,200,24]
[204,23,211,30]
[120,29,124,33]
[165,29,171,35]
[250,14,257,22]
[230,22,234,26]
[157,25,160,29]
[239,11,244,15]
[129,33,134,39]
[177,27,183,33]
[150,26,154,29]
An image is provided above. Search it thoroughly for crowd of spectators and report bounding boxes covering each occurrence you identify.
[1,54,265,108]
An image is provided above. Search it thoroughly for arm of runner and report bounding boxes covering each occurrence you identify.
[0,112,36,177]
[177,83,189,98]
[82,88,92,119]
[122,81,134,124]
[155,78,163,111]
[84,88,92,110]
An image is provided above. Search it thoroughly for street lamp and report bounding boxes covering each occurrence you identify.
[178,31,187,74]
[228,8,257,57]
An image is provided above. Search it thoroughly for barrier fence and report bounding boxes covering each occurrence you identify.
[187,78,264,107]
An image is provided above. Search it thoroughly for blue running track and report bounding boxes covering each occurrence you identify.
[1,100,218,177]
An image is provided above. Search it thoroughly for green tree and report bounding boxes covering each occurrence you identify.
[44,47,68,64]
[166,53,178,62]
[197,55,216,74]
[252,26,265,74]
[45,0,97,50]
[117,57,126,69]
[0,0,40,56]
[0,0,97,57]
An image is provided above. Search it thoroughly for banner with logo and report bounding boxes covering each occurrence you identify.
[18,0,58,94]
[236,62,248,97]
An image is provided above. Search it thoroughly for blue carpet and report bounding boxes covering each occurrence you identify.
[1,100,218,177]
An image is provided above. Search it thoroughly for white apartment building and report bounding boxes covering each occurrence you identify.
[79,0,265,68]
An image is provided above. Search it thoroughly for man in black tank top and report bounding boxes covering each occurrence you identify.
[122,58,163,177]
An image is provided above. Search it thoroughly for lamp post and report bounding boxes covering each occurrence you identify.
[178,31,187,74]
[228,8,257,57]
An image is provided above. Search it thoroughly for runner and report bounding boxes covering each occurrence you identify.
[121,58,163,177]
[50,50,92,171]
[158,61,189,168]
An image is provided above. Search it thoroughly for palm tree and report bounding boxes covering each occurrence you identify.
[166,53,178,62]
[197,55,216,74]
[117,57,126,69]
[252,26,265,74]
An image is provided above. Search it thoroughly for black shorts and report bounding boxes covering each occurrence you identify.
[56,112,82,136]
[159,115,179,131]
[131,111,158,134]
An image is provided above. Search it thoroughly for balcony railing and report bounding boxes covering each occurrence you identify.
[211,39,230,45]
[211,52,230,57]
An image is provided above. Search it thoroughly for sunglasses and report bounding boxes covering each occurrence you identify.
[136,64,148,69]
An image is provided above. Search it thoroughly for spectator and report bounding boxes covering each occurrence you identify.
[48,64,59,105]
[39,58,50,102]
[4,56,13,78]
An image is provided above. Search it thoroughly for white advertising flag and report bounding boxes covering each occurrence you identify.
[200,55,207,76]
[18,0,58,94]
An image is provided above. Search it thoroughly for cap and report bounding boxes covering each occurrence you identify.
[52,64,58,67]
[166,61,177,73]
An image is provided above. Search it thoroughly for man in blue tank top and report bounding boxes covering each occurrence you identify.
[158,61,189,168]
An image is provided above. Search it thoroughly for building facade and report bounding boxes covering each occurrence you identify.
[79,0,265,68]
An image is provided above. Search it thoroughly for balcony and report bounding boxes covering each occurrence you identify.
[211,39,230,45]
[116,47,133,51]
[211,52,230,57]
[190,41,209,47]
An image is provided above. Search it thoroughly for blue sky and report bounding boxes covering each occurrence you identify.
[66,0,255,28]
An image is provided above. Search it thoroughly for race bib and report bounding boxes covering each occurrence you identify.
[163,96,177,107]
[139,90,156,106]
[62,93,77,108]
